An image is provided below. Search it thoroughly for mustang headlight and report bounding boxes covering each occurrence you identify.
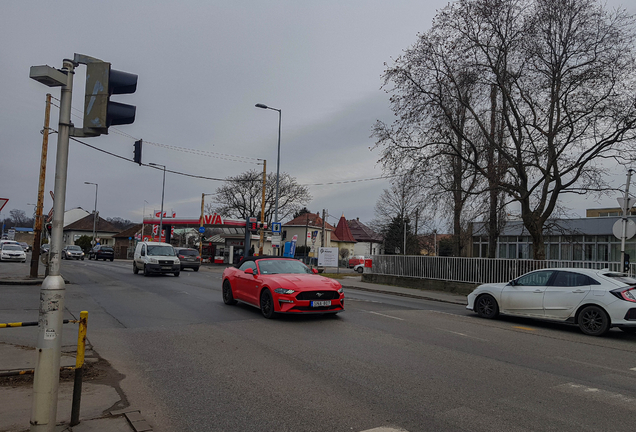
[338,287,344,294]
[274,288,296,295]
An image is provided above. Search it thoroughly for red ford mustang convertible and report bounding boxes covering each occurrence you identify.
[221,256,345,318]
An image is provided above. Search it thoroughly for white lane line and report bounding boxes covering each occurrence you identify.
[554,356,634,374]
[435,328,489,341]
[555,382,636,410]
[365,310,404,321]
[359,428,409,432]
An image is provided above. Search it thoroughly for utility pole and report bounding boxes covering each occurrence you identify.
[620,170,634,272]
[199,193,205,258]
[321,209,326,247]
[30,59,74,432]
[30,94,51,278]
[259,160,266,255]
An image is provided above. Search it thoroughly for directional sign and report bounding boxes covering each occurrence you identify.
[199,226,205,234]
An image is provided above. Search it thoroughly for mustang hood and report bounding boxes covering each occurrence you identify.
[267,274,341,291]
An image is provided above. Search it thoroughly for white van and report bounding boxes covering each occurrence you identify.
[133,241,180,277]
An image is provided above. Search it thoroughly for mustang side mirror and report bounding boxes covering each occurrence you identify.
[312,268,319,274]
[244,268,254,275]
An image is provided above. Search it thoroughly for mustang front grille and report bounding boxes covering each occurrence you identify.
[296,291,340,300]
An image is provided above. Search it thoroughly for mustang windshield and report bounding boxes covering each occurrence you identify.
[147,245,175,256]
[258,259,312,275]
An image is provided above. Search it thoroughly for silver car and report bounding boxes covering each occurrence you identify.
[62,245,85,260]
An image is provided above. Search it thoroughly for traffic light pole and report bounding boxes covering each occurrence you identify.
[31,60,74,432]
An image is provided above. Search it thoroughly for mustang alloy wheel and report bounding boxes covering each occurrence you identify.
[475,294,499,319]
[260,289,275,319]
[578,305,610,336]
[222,280,237,305]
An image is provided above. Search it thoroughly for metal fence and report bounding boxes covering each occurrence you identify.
[372,255,634,284]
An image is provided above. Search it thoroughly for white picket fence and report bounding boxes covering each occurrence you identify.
[371,255,632,284]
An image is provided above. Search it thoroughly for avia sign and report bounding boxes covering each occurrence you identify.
[201,213,223,225]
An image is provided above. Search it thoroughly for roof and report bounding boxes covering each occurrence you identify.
[64,214,119,233]
[333,215,356,243]
[347,218,383,243]
[284,212,335,230]
[472,216,623,237]
[113,223,143,238]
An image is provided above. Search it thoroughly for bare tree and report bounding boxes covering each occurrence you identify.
[9,209,28,226]
[207,170,311,224]
[375,0,636,259]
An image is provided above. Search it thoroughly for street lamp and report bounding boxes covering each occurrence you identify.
[255,103,281,254]
[149,163,166,242]
[84,182,98,247]
[142,200,149,240]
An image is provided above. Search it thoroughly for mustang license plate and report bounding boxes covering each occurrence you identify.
[311,300,331,307]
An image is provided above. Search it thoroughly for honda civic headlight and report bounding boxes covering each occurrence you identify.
[274,288,295,294]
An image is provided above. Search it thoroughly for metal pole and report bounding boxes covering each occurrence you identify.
[259,160,266,255]
[31,59,74,432]
[84,183,98,246]
[199,193,204,258]
[620,170,633,272]
[70,311,88,426]
[159,166,165,241]
[274,109,281,227]
[142,200,148,240]
[30,94,51,278]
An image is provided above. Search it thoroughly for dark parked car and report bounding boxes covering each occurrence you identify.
[88,245,114,261]
[174,247,201,271]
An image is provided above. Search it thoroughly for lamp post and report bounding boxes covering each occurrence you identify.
[255,103,281,253]
[200,193,215,258]
[149,163,166,241]
[84,182,98,247]
[142,200,148,240]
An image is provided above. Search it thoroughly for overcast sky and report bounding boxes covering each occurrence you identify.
[2,0,635,232]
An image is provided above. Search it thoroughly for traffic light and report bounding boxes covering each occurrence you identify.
[83,61,137,135]
[624,253,630,273]
[133,140,142,165]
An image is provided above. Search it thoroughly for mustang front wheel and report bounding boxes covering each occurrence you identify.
[260,289,275,319]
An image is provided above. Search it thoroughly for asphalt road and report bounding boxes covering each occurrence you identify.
[3,258,636,432]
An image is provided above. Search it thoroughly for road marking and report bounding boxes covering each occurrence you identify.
[435,328,489,341]
[554,356,634,374]
[359,428,409,432]
[513,326,536,331]
[555,383,636,410]
[366,311,404,321]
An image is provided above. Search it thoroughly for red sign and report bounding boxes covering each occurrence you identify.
[201,213,223,225]
[155,211,176,218]
[0,198,8,213]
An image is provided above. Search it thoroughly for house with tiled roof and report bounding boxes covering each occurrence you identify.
[348,218,383,256]
[283,212,335,257]
[113,223,143,259]
[332,214,357,259]
[63,213,119,249]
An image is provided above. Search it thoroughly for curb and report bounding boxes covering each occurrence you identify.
[111,408,153,432]
[0,278,44,285]
[341,284,467,306]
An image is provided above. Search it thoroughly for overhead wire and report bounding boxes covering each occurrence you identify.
[50,97,396,187]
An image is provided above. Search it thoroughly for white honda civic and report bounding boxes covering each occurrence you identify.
[466,268,636,336]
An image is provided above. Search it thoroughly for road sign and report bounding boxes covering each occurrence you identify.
[618,197,636,211]
[0,198,8,213]
[271,234,281,247]
[613,219,636,240]
[199,226,205,234]
[271,222,281,233]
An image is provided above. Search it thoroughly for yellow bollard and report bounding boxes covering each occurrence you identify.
[70,311,88,426]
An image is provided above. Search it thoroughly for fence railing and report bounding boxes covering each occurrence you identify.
[371,255,633,284]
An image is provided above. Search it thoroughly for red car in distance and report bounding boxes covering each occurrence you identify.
[222,256,344,318]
